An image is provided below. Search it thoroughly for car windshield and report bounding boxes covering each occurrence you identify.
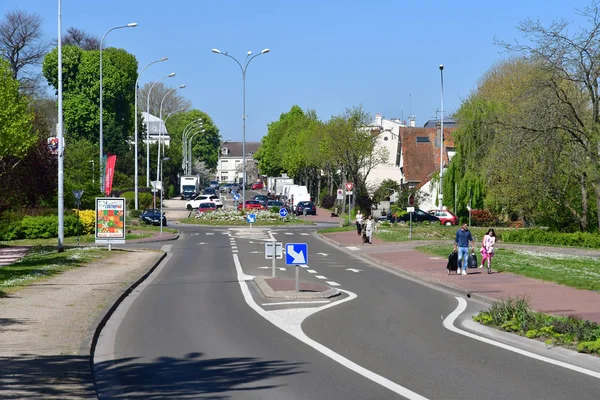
[199,203,215,209]
[267,201,283,206]
[246,201,259,204]
[255,195,267,200]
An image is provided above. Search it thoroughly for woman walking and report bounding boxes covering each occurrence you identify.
[479,228,496,274]
[355,210,364,236]
[364,215,374,244]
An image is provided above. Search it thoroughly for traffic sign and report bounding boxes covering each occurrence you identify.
[409,194,415,206]
[407,207,415,212]
[279,208,288,218]
[336,189,343,200]
[345,182,354,191]
[265,241,283,259]
[234,193,241,201]
[285,243,308,265]
[246,213,256,223]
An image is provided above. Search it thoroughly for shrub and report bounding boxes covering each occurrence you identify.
[76,210,96,234]
[321,194,335,209]
[130,209,142,218]
[577,339,600,354]
[502,229,600,248]
[471,209,496,226]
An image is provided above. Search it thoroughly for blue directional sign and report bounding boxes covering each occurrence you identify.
[286,243,308,265]
[246,213,256,224]
[279,208,288,218]
[234,193,241,201]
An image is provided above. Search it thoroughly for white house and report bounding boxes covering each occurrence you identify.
[216,141,261,183]
[141,112,170,146]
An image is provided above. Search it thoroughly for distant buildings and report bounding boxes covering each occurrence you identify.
[216,141,261,184]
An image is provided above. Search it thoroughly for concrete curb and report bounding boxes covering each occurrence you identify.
[254,276,340,300]
[89,250,168,396]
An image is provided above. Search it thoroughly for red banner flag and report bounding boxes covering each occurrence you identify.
[104,155,117,195]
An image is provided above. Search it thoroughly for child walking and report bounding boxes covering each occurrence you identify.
[479,228,496,274]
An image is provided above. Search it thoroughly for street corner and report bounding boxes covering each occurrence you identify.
[254,276,340,300]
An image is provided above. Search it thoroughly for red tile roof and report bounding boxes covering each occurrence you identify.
[400,127,455,184]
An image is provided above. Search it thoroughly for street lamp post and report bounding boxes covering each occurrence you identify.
[212,48,270,210]
[146,72,175,187]
[154,85,185,208]
[160,157,170,234]
[439,64,444,210]
[187,128,206,174]
[89,160,95,186]
[134,57,168,210]
[99,22,137,192]
[162,107,185,157]
[181,120,203,173]
[57,0,64,252]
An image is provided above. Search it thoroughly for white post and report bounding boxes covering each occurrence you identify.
[439,64,445,210]
[57,0,64,252]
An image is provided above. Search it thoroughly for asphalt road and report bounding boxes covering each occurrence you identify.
[95,224,600,399]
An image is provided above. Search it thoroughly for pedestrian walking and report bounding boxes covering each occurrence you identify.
[355,210,364,236]
[479,228,496,274]
[364,215,374,244]
[454,223,474,276]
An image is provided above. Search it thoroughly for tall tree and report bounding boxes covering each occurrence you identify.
[62,27,99,50]
[137,81,191,119]
[0,9,48,95]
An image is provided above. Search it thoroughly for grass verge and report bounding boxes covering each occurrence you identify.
[416,244,600,291]
[0,246,107,297]
[474,297,600,355]
[317,226,354,234]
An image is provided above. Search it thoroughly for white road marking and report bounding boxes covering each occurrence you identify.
[206,232,214,236]
[258,266,270,269]
[232,254,427,399]
[232,250,238,253]
[347,246,360,251]
[197,242,207,245]
[315,275,328,280]
[316,252,329,256]
[221,232,230,235]
[192,233,199,236]
[307,269,317,274]
[326,281,340,287]
[429,257,443,260]
[271,232,278,235]
[346,268,362,273]
[262,300,330,306]
[160,245,172,252]
[285,232,294,235]
[249,240,254,243]
[250,251,261,254]
[231,246,237,250]
[279,267,286,271]
[444,297,600,380]
[300,233,309,236]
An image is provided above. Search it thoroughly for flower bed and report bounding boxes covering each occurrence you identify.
[193,208,299,223]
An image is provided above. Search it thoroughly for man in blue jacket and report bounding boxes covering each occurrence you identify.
[454,223,474,276]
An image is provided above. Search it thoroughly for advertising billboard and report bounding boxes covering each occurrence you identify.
[95,197,126,244]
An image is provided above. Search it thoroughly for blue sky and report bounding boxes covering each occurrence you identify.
[0,0,592,142]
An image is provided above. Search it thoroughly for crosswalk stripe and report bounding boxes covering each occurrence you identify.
[315,275,327,280]
[307,269,317,274]
[326,281,341,287]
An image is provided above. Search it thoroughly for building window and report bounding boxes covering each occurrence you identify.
[221,174,228,181]
[221,148,228,155]
[384,136,389,141]
[416,137,430,143]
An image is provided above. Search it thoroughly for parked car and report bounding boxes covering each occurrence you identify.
[251,181,264,190]
[220,183,233,193]
[428,209,458,225]
[266,200,284,209]
[140,209,167,226]
[203,187,217,195]
[389,208,440,224]
[209,180,220,190]
[197,202,217,213]
[237,200,265,211]
[186,194,223,210]
[254,194,268,206]
[295,201,317,216]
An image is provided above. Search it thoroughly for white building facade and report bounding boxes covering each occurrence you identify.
[141,112,170,146]
[216,142,261,184]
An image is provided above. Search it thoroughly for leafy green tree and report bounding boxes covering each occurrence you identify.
[0,58,35,163]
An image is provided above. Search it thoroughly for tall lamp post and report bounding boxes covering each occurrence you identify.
[162,107,185,157]
[155,84,185,207]
[57,0,64,252]
[438,64,444,210]
[181,119,203,173]
[160,157,170,234]
[134,57,168,210]
[212,47,270,210]
[99,22,137,192]
[187,128,206,174]
[146,72,176,187]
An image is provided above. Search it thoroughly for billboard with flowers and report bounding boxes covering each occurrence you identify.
[95,197,126,244]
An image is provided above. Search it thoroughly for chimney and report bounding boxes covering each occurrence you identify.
[375,113,382,126]
[409,115,416,127]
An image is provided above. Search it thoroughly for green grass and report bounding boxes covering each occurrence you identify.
[179,218,315,226]
[374,223,510,242]
[317,226,354,234]
[0,230,157,246]
[416,244,600,291]
[0,246,107,297]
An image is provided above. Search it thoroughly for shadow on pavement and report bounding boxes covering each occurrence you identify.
[94,352,305,399]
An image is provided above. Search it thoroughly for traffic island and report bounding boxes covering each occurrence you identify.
[254,276,340,299]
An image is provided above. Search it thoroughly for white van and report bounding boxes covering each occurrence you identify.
[288,186,310,209]
[282,184,298,201]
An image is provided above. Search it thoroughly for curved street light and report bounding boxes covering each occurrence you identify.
[134,56,167,210]
[212,47,270,209]
[154,84,186,208]
[438,64,444,210]
[181,119,204,173]
[162,107,185,157]
[160,157,170,234]
[146,72,175,187]
[187,128,206,175]
[99,22,137,192]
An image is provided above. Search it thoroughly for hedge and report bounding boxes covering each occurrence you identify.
[0,215,80,241]
[502,229,600,248]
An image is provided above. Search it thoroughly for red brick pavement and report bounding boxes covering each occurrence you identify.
[322,230,600,323]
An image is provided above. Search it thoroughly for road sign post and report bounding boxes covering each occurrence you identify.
[286,243,308,292]
[279,207,288,222]
[246,213,256,229]
[265,241,283,277]
[407,206,415,239]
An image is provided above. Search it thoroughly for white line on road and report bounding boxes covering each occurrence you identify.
[262,300,330,306]
[315,275,328,280]
[444,297,600,380]
[347,246,360,251]
[232,254,427,399]
[285,232,294,235]
[346,268,362,273]
[326,281,340,287]
[278,267,286,271]
[300,233,309,236]
[307,270,317,274]
[231,246,237,250]
[206,232,214,236]
[232,250,238,253]
[160,245,172,252]
[192,233,199,236]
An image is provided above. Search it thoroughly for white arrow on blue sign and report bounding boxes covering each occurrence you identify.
[285,243,307,265]
[246,213,256,223]
[279,208,288,218]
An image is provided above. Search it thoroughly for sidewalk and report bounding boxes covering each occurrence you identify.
[320,230,600,323]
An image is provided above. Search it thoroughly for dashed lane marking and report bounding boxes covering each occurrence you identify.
[307,270,317,274]
[315,275,328,280]
[206,232,214,235]
[285,232,294,235]
[300,233,309,236]
[326,281,340,287]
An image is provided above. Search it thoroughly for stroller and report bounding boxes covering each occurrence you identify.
[361,221,371,244]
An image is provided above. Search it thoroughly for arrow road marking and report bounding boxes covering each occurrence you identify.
[346,268,362,273]
[286,245,306,264]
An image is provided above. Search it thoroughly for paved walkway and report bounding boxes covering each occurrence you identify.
[321,230,600,323]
